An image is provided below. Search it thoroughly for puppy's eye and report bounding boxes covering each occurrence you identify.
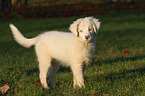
[88,28,92,31]
[80,30,83,32]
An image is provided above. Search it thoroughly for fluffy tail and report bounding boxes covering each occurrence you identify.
[9,24,38,48]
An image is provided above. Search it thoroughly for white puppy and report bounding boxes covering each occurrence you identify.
[9,17,101,89]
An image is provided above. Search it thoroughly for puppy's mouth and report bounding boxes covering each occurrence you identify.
[86,39,91,42]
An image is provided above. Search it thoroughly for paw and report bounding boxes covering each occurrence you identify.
[73,83,85,88]
[41,83,49,89]
[43,85,49,89]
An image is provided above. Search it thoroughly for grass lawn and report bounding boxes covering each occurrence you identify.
[0,10,145,95]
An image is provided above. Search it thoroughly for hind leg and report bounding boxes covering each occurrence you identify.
[49,60,60,87]
[36,44,52,89]
[39,58,51,89]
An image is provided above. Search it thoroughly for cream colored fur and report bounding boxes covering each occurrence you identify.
[9,17,101,89]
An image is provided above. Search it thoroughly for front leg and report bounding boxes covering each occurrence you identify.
[71,64,85,88]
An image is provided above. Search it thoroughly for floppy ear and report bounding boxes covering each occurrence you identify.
[69,19,81,36]
[91,17,101,33]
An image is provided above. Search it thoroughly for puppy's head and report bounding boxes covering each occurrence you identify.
[69,17,101,42]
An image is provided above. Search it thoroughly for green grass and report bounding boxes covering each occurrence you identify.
[0,10,145,95]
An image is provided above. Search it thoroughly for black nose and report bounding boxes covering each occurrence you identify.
[85,36,90,40]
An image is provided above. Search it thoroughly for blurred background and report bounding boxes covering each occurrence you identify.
[0,0,145,19]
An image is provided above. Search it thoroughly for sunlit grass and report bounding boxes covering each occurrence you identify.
[0,10,145,95]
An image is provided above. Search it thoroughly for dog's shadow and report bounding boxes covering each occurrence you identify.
[88,54,145,82]
[93,54,145,66]
[103,67,145,81]
[26,66,71,76]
